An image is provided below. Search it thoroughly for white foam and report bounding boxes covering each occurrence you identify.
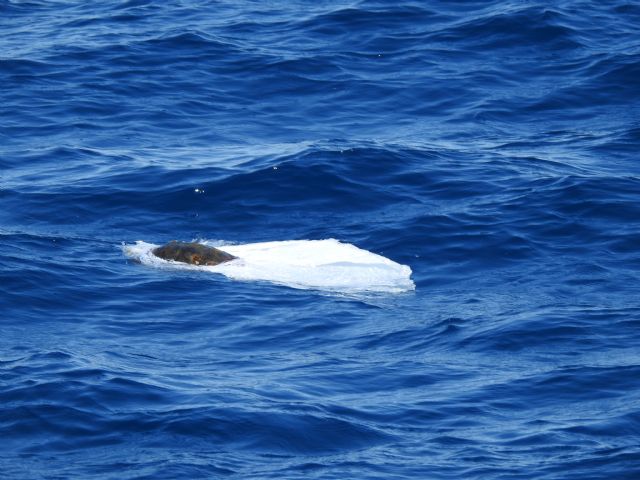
[123,239,415,293]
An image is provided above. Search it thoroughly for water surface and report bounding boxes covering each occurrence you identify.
[1,1,640,478]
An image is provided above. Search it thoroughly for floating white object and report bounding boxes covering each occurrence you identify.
[123,239,415,293]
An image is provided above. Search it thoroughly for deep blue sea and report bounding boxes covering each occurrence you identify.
[2,1,640,478]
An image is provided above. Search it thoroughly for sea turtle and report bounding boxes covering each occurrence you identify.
[152,241,237,266]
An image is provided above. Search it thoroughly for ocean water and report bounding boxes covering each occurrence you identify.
[2,0,640,478]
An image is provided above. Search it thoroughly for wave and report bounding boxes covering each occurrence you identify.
[2,0,640,478]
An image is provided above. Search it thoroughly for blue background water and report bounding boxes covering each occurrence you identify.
[2,1,640,478]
